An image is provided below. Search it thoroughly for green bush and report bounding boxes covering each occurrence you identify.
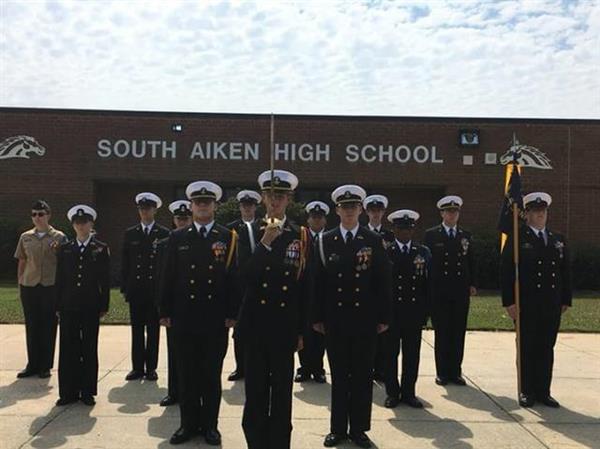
[0,219,21,281]
[571,242,600,290]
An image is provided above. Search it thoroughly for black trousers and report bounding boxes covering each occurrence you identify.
[325,332,377,435]
[432,296,470,379]
[232,326,245,374]
[385,325,422,399]
[174,328,228,432]
[297,328,326,376]
[166,327,178,399]
[242,337,295,449]
[374,333,387,376]
[519,304,561,398]
[128,300,160,372]
[20,285,58,372]
[58,310,100,399]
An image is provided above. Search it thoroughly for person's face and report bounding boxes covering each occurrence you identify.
[262,191,290,217]
[138,206,156,222]
[441,208,460,226]
[173,215,192,230]
[307,213,327,232]
[336,202,362,225]
[393,226,414,242]
[525,206,548,229]
[240,202,257,217]
[191,198,217,221]
[72,219,93,236]
[366,206,385,224]
[31,209,50,229]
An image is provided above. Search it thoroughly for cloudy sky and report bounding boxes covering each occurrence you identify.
[0,0,598,118]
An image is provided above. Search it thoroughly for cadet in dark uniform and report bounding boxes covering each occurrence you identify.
[225,189,261,382]
[364,194,394,382]
[160,181,240,446]
[501,192,571,408]
[55,205,110,406]
[295,200,329,384]
[121,192,170,381]
[384,209,430,409]
[312,185,392,449]
[237,170,310,449]
[424,195,477,386]
[157,200,193,407]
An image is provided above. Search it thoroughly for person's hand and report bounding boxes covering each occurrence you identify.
[261,225,282,247]
[313,322,325,334]
[296,336,304,352]
[506,304,517,320]
[377,323,389,334]
[561,305,570,314]
[99,311,107,318]
[470,286,478,296]
[160,317,171,328]
[225,319,237,328]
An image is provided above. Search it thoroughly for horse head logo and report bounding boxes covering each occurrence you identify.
[0,136,46,160]
[500,144,552,170]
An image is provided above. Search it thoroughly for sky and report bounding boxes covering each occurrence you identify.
[0,0,599,119]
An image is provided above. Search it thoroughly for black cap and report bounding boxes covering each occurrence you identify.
[32,200,50,212]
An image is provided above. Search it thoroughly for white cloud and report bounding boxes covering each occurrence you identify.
[0,0,598,118]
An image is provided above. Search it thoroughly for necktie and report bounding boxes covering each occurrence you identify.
[402,244,408,254]
[448,228,454,239]
[144,227,150,236]
[345,231,353,244]
[537,230,545,246]
[80,244,85,253]
[199,226,207,239]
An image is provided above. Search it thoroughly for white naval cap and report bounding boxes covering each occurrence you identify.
[168,200,192,216]
[437,195,463,210]
[236,190,262,204]
[257,169,299,192]
[387,209,420,228]
[67,204,97,222]
[331,184,367,205]
[185,181,223,201]
[363,194,388,210]
[523,192,552,209]
[135,192,162,209]
[305,201,330,215]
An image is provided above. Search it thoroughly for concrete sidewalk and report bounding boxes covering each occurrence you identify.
[1,325,598,449]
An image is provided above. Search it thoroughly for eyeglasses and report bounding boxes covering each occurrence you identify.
[31,212,47,217]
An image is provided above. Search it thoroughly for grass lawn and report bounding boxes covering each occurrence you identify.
[0,284,598,332]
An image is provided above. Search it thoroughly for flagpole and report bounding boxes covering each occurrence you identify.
[512,199,522,398]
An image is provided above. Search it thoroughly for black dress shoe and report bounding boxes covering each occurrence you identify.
[125,370,144,381]
[350,432,372,448]
[519,394,535,408]
[160,395,178,406]
[227,370,244,381]
[435,376,448,386]
[401,396,424,408]
[324,433,347,447]
[451,376,467,386]
[204,429,221,445]
[17,368,37,378]
[384,396,400,408]
[540,396,560,408]
[294,372,310,383]
[313,373,327,384]
[38,370,51,379]
[56,397,78,406]
[145,370,158,381]
[170,427,195,445]
[80,395,96,406]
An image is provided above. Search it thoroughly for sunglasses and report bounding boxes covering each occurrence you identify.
[31,212,47,217]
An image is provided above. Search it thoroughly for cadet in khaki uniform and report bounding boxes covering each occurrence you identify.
[225,189,261,382]
[312,185,392,449]
[364,194,395,382]
[295,200,329,384]
[424,195,477,386]
[501,192,572,408]
[160,182,240,446]
[237,170,310,449]
[14,200,66,379]
[121,192,170,381]
[384,210,430,409]
[55,205,110,406]
[157,200,193,407]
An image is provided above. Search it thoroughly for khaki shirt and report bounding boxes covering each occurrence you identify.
[14,226,66,287]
